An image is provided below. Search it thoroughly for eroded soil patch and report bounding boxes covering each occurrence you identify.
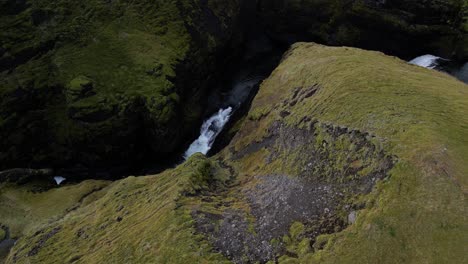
[194,120,395,263]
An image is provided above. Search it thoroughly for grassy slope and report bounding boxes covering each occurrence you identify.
[3,44,467,263]
[0,180,110,238]
[5,154,231,263]
[230,43,467,263]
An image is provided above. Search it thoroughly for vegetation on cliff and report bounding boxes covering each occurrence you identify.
[1,0,466,180]
[2,44,466,263]
[0,0,245,174]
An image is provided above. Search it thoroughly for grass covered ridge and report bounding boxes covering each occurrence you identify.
[2,43,467,263]
[4,154,231,263]
[225,43,467,263]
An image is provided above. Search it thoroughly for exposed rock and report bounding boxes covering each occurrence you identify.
[194,120,394,263]
[348,211,357,224]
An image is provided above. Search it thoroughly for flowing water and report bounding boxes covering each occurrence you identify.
[186,50,468,161]
[184,107,234,159]
[183,33,283,160]
[409,55,468,84]
[409,54,444,69]
[183,74,269,159]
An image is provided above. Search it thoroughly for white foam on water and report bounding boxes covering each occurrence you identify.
[184,107,233,159]
[54,176,66,185]
[409,54,441,69]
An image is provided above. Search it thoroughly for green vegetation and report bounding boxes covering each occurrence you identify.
[0,0,242,171]
[0,180,110,238]
[5,154,231,263]
[228,43,467,263]
[1,43,467,263]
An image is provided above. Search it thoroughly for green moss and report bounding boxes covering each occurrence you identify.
[297,238,312,256]
[248,106,271,121]
[0,0,243,169]
[231,42,468,263]
[0,180,111,238]
[5,155,230,263]
[289,222,305,240]
[4,43,468,263]
[69,75,92,90]
[0,228,5,241]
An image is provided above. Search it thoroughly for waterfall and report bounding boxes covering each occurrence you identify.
[184,107,233,159]
[409,54,442,69]
[409,55,468,84]
[182,34,282,160]
[54,176,66,185]
[183,74,266,160]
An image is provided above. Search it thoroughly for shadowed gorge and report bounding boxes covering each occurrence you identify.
[1,1,467,263]
[1,0,467,180]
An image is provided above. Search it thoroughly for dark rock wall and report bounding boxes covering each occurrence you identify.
[0,0,251,177]
[258,0,467,60]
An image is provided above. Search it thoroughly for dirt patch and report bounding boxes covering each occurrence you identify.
[193,209,278,263]
[194,120,395,263]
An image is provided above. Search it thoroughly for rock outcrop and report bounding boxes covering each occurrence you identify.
[3,44,467,263]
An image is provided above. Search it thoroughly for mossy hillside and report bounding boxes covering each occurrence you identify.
[6,154,232,263]
[2,44,467,263]
[0,180,110,239]
[221,43,467,263]
[258,0,468,60]
[0,0,244,172]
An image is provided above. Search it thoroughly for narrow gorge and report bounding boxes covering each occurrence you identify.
[1,1,467,263]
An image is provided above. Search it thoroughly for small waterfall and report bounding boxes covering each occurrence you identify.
[182,32,283,160]
[54,176,66,185]
[184,107,233,159]
[183,74,267,160]
[409,54,443,69]
[409,55,468,84]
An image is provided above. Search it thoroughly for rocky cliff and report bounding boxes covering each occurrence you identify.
[1,0,466,179]
[2,44,467,263]
[0,0,247,176]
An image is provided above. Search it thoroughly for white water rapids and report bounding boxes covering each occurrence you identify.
[183,74,265,160]
[184,107,233,159]
[409,55,467,83]
[409,54,442,69]
[54,176,66,185]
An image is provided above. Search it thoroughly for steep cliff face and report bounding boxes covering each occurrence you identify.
[258,0,467,60]
[3,44,467,263]
[0,0,247,175]
[1,0,466,179]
